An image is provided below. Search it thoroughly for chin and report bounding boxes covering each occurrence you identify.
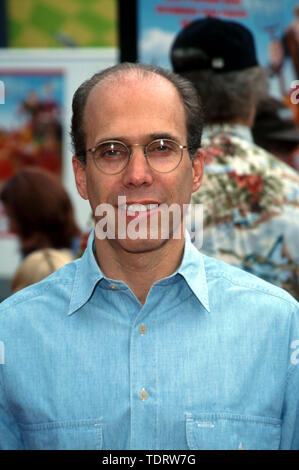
[113,236,170,254]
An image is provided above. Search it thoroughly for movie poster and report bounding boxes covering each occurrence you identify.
[0,69,64,188]
[0,48,116,283]
[138,0,299,170]
[138,0,298,103]
[7,0,117,48]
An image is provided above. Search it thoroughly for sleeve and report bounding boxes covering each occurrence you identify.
[279,308,299,449]
[0,363,24,449]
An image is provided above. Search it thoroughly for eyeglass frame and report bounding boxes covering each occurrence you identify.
[86,138,189,175]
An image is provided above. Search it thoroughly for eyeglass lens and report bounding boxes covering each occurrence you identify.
[93,139,182,174]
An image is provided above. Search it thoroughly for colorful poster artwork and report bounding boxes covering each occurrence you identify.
[138,0,299,170]
[138,0,298,100]
[0,70,64,188]
[7,0,117,48]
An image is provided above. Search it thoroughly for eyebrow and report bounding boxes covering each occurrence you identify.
[149,133,180,143]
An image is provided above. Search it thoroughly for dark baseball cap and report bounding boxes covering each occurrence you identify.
[171,17,259,73]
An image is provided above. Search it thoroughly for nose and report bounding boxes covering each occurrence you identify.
[122,145,154,187]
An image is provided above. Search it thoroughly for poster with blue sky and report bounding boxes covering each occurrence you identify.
[138,0,298,99]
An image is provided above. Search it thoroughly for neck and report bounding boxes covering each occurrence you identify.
[233,118,252,127]
[233,108,256,128]
[21,233,53,252]
[94,236,185,305]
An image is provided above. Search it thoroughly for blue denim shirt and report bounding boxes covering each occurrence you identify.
[0,232,298,450]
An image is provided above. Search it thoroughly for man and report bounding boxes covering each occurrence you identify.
[171,18,299,300]
[252,96,299,170]
[0,63,298,450]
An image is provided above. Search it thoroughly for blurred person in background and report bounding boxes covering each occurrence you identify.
[252,96,299,171]
[0,167,81,258]
[11,248,74,293]
[171,17,299,299]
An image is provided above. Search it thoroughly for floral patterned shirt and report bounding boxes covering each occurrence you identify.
[191,123,299,300]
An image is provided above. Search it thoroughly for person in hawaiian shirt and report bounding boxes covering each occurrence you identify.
[171,18,299,299]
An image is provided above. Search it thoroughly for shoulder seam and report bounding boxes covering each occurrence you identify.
[0,277,74,313]
[205,269,298,310]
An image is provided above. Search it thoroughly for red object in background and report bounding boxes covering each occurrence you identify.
[156,6,197,15]
[0,70,63,188]
[229,171,264,195]
[0,158,15,180]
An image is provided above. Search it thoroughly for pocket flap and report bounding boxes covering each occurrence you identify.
[186,412,281,450]
[19,417,103,450]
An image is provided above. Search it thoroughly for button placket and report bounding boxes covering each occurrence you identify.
[130,307,157,448]
[138,325,148,403]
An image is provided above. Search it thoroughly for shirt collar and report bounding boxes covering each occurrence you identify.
[68,230,104,315]
[177,231,210,313]
[68,230,210,315]
[202,123,253,143]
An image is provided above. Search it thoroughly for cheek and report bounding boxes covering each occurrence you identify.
[175,167,194,202]
[83,169,101,210]
[85,170,119,208]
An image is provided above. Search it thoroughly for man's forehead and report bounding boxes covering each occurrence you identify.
[82,70,187,143]
[86,71,181,108]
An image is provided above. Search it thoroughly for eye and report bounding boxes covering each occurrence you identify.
[148,140,177,156]
[96,142,127,159]
[156,144,169,152]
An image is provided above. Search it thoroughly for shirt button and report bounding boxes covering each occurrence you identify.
[138,324,147,335]
[109,283,118,290]
[139,388,149,401]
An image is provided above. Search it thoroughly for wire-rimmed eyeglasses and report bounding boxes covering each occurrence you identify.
[86,138,188,175]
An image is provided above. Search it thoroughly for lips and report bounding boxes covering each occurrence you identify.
[117,201,161,217]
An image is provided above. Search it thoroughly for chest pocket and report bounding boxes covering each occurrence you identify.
[186,412,281,450]
[19,418,103,450]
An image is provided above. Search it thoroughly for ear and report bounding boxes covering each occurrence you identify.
[191,148,204,193]
[72,156,89,200]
